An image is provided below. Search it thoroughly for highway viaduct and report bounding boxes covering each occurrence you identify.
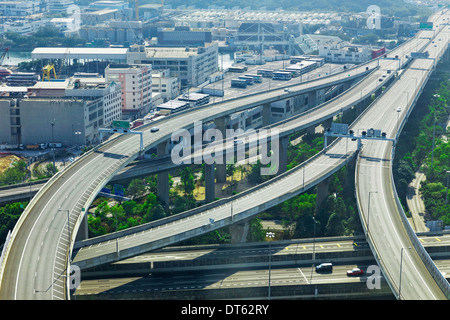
[0,10,447,300]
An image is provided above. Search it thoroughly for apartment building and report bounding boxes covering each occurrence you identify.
[128,42,218,87]
[0,1,41,16]
[105,63,152,119]
[151,69,179,101]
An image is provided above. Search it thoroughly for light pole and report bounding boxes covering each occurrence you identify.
[446,171,450,205]
[58,209,71,262]
[266,232,275,300]
[367,191,378,237]
[310,216,319,282]
[398,247,411,300]
[396,107,401,133]
[51,121,56,173]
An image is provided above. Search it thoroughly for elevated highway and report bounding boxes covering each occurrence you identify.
[355,15,450,299]
[0,11,446,300]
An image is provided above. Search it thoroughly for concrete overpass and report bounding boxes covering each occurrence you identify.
[355,13,450,300]
[0,11,445,300]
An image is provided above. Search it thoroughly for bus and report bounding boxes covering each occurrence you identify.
[238,76,254,85]
[257,69,273,78]
[280,68,299,78]
[272,71,292,81]
[228,66,248,73]
[231,79,248,88]
[244,74,262,83]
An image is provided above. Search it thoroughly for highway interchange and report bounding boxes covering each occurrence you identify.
[0,10,449,300]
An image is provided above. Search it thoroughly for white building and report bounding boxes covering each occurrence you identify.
[105,63,152,119]
[47,0,75,13]
[319,42,373,63]
[151,69,179,101]
[3,19,46,35]
[49,17,77,32]
[0,1,41,16]
[128,42,218,87]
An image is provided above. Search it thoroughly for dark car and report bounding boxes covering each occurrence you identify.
[315,263,333,273]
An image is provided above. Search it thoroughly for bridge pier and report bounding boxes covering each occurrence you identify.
[323,118,333,147]
[204,163,215,203]
[277,136,289,175]
[230,221,249,244]
[308,90,317,109]
[157,141,170,210]
[315,177,330,209]
[262,103,271,127]
[214,117,229,183]
[76,213,89,241]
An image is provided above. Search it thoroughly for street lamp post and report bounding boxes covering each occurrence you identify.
[58,209,71,252]
[266,232,275,300]
[398,247,412,300]
[51,121,56,173]
[310,216,319,282]
[446,171,450,205]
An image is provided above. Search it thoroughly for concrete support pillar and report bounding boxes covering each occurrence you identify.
[75,213,89,241]
[315,177,330,209]
[342,81,351,92]
[308,90,317,109]
[157,141,170,209]
[306,125,316,135]
[262,103,271,127]
[204,163,215,203]
[277,136,289,175]
[230,221,249,244]
[323,118,333,148]
[214,117,228,183]
[355,101,364,115]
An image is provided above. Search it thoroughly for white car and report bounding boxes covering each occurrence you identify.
[150,127,159,132]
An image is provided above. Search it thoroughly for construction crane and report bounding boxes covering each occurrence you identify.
[42,64,57,81]
[0,47,9,65]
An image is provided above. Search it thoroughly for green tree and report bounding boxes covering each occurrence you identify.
[179,167,195,196]
[127,179,147,199]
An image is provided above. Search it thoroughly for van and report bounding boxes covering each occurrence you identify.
[315,263,333,272]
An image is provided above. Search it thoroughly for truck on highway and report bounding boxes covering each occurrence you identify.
[0,144,19,150]
[25,144,40,150]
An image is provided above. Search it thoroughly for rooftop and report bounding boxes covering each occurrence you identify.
[31,47,128,61]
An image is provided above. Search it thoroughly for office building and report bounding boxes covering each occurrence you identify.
[127,42,218,87]
[0,77,122,146]
[151,69,179,101]
[105,63,152,119]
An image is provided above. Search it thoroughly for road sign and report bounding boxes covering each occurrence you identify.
[331,123,349,135]
[112,120,130,129]
[419,22,433,30]
[366,128,382,138]
[114,184,124,197]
